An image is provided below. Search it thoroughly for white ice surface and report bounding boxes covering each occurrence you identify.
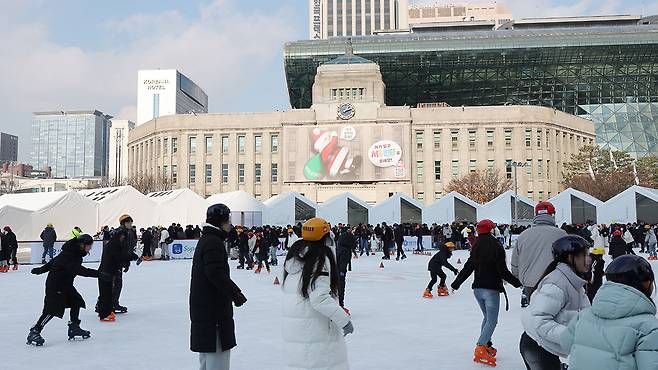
[3,250,656,370]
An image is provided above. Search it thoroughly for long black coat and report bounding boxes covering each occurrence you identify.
[336,232,357,274]
[99,232,135,273]
[32,239,99,318]
[609,236,628,259]
[190,226,242,353]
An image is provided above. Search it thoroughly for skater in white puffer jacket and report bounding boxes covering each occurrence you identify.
[282,218,353,370]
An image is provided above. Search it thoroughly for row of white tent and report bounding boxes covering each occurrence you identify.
[0,185,656,241]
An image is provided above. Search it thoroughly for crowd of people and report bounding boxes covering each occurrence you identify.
[4,199,657,370]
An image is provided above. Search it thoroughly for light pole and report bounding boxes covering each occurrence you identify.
[508,161,528,225]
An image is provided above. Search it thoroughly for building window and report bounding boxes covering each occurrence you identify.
[504,129,512,147]
[163,165,168,178]
[255,135,262,153]
[451,131,458,150]
[205,136,213,154]
[271,163,278,182]
[416,131,423,150]
[435,192,442,200]
[528,191,533,199]
[526,159,532,176]
[537,159,543,179]
[238,164,245,183]
[254,163,261,183]
[172,165,177,183]
[416,161,424,182]
[417,192,424,203]
[238,135,245,153]
[546,160,550,179]
[222,136,229,154]
[525,129,532,147]
[469,159,476,173]
[152,94,160,118]
[189,165,196,183]
[537,129,542,147]
[468,130,476,148]
[163,138,168,155]
[538,191,544,200]
[172,138,178,153]
[222,164,229,184]
[205,164,212,184]
[487,159,494,172]
[271,134,279,153]
[156,139,161,156]
[433,131,441,149]
[486,130,494,148]
[452,160,459,177]
[434,160,441,181]
[189,136,196,154]
[505,159,512,179]
[545,129,550,148]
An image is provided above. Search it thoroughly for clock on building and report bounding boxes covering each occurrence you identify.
[337,102,356,120]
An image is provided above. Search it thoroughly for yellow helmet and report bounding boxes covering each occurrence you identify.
[592,247,605,255]
[302,218,330,242]
[119,214,133,224]
[645,225,651,230]
[47,223,53,228]
[444,242,455,248]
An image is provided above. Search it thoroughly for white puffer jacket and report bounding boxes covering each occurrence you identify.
[282,249,351,370]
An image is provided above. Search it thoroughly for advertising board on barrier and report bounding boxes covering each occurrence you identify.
[168,239,199,259]
[27,241,103,264]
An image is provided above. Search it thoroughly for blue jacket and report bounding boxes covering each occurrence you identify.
[561,281,658,370]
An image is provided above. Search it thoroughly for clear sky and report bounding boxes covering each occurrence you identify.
[1,0,656,162]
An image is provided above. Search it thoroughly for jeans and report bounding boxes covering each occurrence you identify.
[648,242,657,258]
[359,237,370,255]
[520,332,562,370]
[199,329,231,370]
[160,242,170,258]
[473,288,500,346]
[416,237,423,251]
[42,244,54,261]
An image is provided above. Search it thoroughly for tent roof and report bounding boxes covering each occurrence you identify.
[0,190,89,211]
[320,192,370,209]
[79,186,142,203]
[548,187,603,205]
[207,190,265,211]
[263,192,317,209]
[147,188,205,204]
[373,192,423,210]
[484,190,536,207]
[603,185,658,204]
[425,191,481,210]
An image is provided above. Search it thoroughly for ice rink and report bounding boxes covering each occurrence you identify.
[3,249,655,370]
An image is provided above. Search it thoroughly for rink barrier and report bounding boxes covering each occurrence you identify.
[22,240,104,264]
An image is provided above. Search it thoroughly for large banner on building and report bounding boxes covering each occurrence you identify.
[283,124,411,183]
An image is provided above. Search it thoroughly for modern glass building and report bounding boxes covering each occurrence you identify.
[285,15,658,157]
[31,110,112,178]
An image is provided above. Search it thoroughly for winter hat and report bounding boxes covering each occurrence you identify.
[476,220,495,235]
[535,201,556,216]
[119,214,133,224]
[612,230,622,237]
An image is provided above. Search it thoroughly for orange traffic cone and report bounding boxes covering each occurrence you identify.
[379,262,385,269]
[273,276,280,285]
[457,258,462,264]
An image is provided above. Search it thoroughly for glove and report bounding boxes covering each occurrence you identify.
[99,272,112,282]
[31,268,41,275]
[136,257,143,266]
[234,291,247,307]
[123,266,129,273]
[342,321,354,337]
[453,269,459,276]
[450,282,459,291]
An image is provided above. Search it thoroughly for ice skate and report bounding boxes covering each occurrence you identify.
[474,345,496,367]
[437,286,450,296]
[12,263,19,271]
[27,326,45,346]
[267,267,271,273]
[401,254,407,260]
[255,267,262,274]
[237,265,244,269]
[486,341,497,357]
[422,288,433,299]
[41,259,46,264]
[113,305,128,314]
[68,321,91,340]
[100,312,116,322]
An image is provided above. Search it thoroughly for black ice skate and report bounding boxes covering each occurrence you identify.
[113,305,128,314]
[27,326,45,346]
[68,321,91,340]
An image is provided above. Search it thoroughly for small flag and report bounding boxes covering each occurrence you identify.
[588,162,596,180]
[609,148,618,169]
[633,161,640,185]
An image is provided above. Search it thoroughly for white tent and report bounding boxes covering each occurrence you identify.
[263,192,317,226]
[317,192,371,226]
[480,190,537,225]
[206,190,266,227]
[147,189,207,227]
[599,185,658,224]
[79,186,157,228]
[0,190,98,241]
[371,193,423,225]
[549,188,603,225]
[423,192,480,225]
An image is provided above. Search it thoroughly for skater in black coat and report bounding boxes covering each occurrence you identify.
[140,228,153,259]
[27,235,111,346]
[394,224,406,260]
[190,204,247,369]
[608,231,628,259]
[2,227,18,270]
[336,227,357,311]
[382,222,394,260]
[252,232,270,273]
[423,242,459,298]
[235,227,252,269]
[585,248,605,303]
[97,227,138,320]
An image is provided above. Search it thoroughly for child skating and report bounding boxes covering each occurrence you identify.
[423,242,459,298]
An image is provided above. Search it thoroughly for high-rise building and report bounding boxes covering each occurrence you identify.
[287,14,658,158]
[408,2,513,30]
[108,119,135,182]
[0,132,18,162]
[31,110,112,178]
[309,0,409,39]
[137,69,208,125]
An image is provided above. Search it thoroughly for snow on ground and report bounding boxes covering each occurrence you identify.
[3,250,657,370]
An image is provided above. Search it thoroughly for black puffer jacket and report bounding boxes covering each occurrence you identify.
[336,232,357,274]
[99,230,137,273]
[190,225,243,353]
[608,236,628,259]
[452,234,521,292]
[428,248,458,274]
[32,239,100,317]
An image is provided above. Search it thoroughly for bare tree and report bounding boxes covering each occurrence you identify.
[635,156,658,188]
[446,169,512,204]
[85,173,173,194]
